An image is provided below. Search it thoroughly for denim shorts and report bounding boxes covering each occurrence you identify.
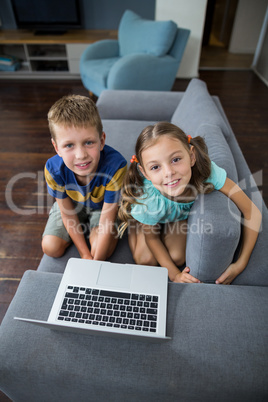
[42,201,102,243]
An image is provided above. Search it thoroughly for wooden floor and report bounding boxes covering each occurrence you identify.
[0,70,267,400]
[200,45,254,70]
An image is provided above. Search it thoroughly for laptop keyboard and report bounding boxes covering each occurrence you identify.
[58,286,159,333]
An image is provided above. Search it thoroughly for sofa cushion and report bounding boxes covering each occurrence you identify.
[186,190,241,283]
[184,125,240,283]
[103,119,157,164]
[197,124,238,183]
[38,232,134,274]
[97,89,184,122]
[1,270,267,401]
[232,198,268,286]
[119,10,177,57]
[171,78,230,139]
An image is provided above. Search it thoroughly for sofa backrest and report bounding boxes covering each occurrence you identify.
[118,10,177,57]
[171,78,238,183]
[97,79,267,287]
[171,78,231,139]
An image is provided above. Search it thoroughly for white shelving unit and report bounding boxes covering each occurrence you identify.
[0,30,117,79]
[0,42,87,78]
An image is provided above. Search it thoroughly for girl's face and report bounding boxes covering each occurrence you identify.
[139,136,196,200]
[52,124,105,185]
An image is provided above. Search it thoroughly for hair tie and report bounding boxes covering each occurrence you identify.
[187,135,192,144]
[130,155,139,164]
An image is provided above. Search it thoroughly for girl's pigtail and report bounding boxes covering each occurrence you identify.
[118,162,144,237]
[190,136,214,194]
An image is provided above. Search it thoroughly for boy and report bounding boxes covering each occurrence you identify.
[42,95,127,261]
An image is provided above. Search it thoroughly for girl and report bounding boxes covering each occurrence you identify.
[118,122,261,284]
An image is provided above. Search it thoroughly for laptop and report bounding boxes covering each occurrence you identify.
[15,258,171,341]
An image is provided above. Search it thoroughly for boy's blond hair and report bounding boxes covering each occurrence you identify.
[48,94,103,141]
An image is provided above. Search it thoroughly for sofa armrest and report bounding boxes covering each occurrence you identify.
[80,39,119,62]
[97,89,183,122]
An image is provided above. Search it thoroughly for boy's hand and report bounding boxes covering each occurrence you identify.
[81,251,93,260]
[90,202,119,261]
[173,267,201,283]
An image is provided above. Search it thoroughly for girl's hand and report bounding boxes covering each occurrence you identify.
[173,267,201,283]
[215,263,241,285]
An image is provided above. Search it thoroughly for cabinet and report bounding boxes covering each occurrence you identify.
[66,44,89,74]
[0,30,117,79]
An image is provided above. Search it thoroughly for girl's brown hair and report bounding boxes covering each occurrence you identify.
[47,95,103,141]
[118,122,213,236]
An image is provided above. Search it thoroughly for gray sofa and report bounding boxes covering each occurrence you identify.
[0,79,267,401]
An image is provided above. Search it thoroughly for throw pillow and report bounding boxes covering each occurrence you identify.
[119,10,177,57]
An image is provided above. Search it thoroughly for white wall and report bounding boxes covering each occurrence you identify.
[229,0,267,53]
[155,0,208,78]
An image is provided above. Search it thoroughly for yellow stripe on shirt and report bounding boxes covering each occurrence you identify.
[45,164,127,203]
[65,190,91,202]
[66,185,111,204]
[106,165,128,192]
[44,166,65,194]
[67,165,127,203]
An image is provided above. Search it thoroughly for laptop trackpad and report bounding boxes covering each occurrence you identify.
[96,263,132,289]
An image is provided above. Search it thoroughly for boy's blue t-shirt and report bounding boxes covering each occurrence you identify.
[131,161,227,225]
[44,144,127,210]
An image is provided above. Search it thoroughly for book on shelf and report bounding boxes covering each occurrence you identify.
[0,55,21,71]
[0,55,19,65]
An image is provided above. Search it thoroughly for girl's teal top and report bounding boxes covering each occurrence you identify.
[131,161,227,225]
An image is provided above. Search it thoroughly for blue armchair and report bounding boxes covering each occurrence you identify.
[80,10,190,97]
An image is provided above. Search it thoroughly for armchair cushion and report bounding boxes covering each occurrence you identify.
[82,57,119,87]
[119,10,177,57]
[107,53,179,91]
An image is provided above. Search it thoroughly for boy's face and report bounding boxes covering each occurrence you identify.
[52,124,105,185]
